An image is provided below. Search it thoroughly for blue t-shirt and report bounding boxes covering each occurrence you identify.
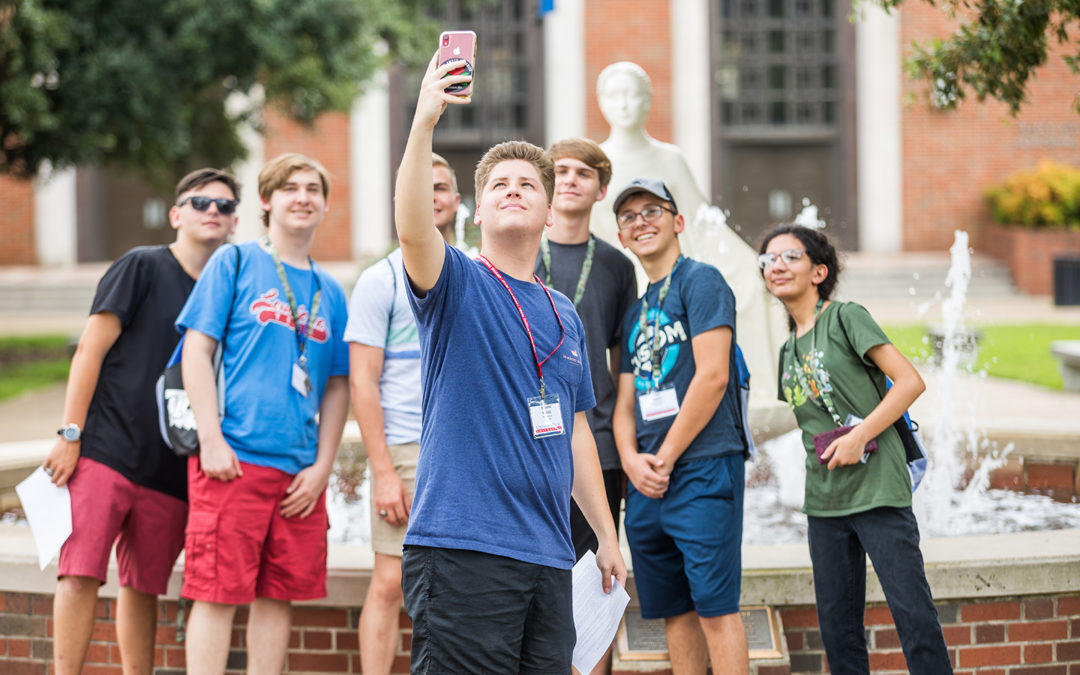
[620,257,745,462]
[176,240,350,475]
[405,245,595,570]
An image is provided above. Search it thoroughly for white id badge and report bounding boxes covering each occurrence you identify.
[291,362,311,397]
[638,386,679,423]
[528,394,565,439]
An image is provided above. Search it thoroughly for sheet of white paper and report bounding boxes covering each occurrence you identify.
[15,467,72,570]
[571,550,630,673]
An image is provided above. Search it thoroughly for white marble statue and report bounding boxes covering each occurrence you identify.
[593,61,792,436]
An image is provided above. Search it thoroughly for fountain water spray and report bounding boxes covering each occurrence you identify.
[914,231,1013,535]
[454,203,471,250]
[917,232,973,506]
[792,198,826,230]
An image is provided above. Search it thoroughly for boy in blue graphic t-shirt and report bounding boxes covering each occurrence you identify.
[612,178,750,675]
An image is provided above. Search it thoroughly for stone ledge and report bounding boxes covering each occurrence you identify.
[740,530,1080,606]
[2,526,1077,608]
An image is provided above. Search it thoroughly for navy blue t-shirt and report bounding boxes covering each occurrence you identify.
[405,245,595,569]
[620,257,744,462]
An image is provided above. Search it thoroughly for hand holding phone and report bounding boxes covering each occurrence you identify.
[438,30,476,97]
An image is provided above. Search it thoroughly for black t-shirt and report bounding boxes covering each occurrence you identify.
[80,245,195,500]
[536,236,637,468]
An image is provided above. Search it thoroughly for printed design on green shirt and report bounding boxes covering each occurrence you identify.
[781,347,834,410]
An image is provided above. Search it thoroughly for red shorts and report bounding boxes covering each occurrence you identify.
[58,457,187,595]
[182,458,329,604]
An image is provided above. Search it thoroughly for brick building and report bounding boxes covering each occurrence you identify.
[1,0,1077,266]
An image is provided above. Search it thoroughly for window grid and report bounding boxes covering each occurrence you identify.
[717,0,839,130]
[404,0,532,145]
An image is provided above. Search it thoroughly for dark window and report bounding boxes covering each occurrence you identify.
[399,0,542,148]
[715,0,840,131]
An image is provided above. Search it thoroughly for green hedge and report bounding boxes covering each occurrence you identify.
[985,160,1080,229]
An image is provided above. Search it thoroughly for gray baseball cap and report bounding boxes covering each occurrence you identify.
[611,178,678,216]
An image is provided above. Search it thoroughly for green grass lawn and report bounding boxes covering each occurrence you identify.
[0,335,72,401]
[2,324,1078,399]
[882,322,1080,390]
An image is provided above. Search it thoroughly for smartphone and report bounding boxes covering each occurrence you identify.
[438,30,476,97]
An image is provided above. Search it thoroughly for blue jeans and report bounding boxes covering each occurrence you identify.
[807,507,953,675]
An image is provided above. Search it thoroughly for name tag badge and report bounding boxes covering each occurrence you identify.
[528,394,565,439]
[638,386,680,423]
[291,362,311,397]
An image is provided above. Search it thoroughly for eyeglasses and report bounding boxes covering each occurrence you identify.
[617,205,675,229]
[177,196,238,215]
[758,249,806,269]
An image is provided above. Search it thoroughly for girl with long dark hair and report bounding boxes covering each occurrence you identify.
[758,224,952,674]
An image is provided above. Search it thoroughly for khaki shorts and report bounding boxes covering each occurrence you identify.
[370,442,419,556]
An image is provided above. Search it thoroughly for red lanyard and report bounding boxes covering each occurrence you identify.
[477,255,566,396]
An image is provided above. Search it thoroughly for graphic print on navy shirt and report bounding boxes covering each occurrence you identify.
[620,259,745,461]
[627,305,687,393]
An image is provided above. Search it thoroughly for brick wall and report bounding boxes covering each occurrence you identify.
[4,590,1078,673]
[899,3,1080,253]
[0,175,36,265]
[584,0,672,144]
[981,224,1080,295]
[262,107,352,262]
[989,453,1080,500]
[0,593,397,674]
[775,594,1080,675]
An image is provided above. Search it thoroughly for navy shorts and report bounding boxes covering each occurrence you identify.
[401,546,574,674]
[624,453,744,619]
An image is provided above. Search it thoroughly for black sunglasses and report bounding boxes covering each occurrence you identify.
[177,195,238,215]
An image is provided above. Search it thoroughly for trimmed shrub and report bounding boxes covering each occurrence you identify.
[985,160,1080,228]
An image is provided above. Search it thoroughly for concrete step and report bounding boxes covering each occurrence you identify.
[0,286,96,314]
[837,253,1018,301]
[0,264,107,315]
[0,261,360,316]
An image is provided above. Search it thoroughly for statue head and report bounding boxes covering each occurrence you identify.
[597,61,653,132]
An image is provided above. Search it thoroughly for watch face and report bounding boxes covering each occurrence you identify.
[61,426,80,441]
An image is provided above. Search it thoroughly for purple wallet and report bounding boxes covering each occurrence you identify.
[813,426,878,464]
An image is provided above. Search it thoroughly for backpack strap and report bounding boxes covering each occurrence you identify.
[833,301,889,400]
[220,243,242,346]
[834,301,925,465]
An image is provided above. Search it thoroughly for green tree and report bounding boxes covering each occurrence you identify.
[876,0,1080,114]
[0,0,443,180]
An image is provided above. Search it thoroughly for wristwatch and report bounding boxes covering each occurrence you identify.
[57,423,82,442]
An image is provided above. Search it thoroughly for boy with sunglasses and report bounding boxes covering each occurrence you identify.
[611,178,749,674]
[44,168,239,675]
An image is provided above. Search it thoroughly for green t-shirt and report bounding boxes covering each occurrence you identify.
[777,301,912,516]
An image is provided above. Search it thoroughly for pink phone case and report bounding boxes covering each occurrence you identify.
[813,426,878,464]
[439,31,476,97]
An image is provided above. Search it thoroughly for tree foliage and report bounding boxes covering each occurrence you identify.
[0,0,444,179]
[875,0,1080,114]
